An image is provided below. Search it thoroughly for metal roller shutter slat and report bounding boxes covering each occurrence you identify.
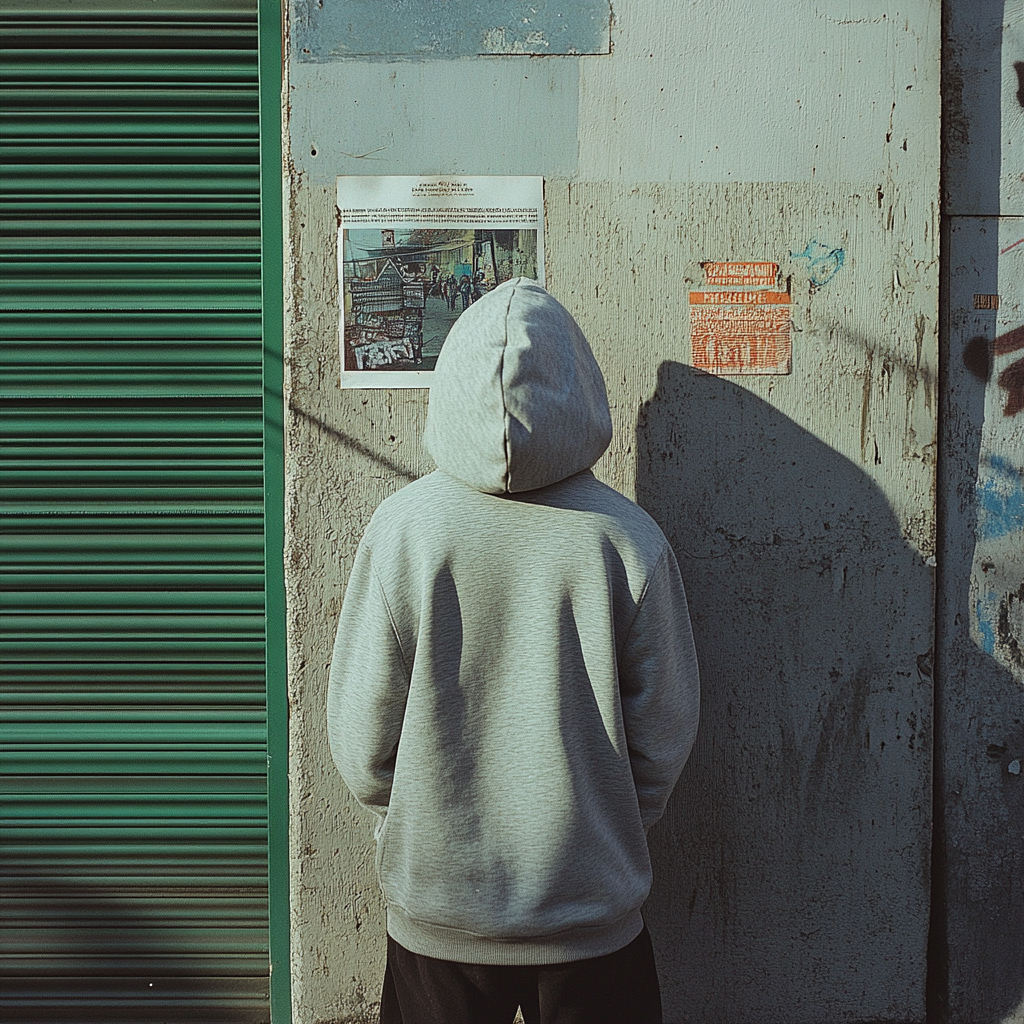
[0,2,270,1020]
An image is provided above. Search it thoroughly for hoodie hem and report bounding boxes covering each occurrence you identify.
[385,905,645,966]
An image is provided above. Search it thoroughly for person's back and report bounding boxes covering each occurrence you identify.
[328,278,700,1022]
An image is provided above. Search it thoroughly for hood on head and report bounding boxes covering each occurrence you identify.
[424,278,612,494]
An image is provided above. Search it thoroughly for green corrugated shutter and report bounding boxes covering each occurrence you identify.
[0,3,271,1020]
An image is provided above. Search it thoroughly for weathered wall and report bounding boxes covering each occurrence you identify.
[937,3,1024,1021]
[283,3,940,1021]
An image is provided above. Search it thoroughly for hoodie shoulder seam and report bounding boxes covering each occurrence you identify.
[367,555,412,676]
[621,541,671,648]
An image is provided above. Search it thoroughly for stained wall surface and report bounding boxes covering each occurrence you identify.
[283,3,940,1022]
[938,3,1024,1021]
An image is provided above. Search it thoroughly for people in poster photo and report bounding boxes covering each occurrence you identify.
[341,227,539,373]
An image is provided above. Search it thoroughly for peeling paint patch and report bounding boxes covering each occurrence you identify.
[481,27,551,54]
[292,0,610,59]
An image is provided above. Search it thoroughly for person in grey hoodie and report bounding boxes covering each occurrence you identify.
[328,278,700,1024]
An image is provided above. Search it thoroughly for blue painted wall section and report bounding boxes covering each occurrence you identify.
[292,0,611,59]
[975,455,1024,543]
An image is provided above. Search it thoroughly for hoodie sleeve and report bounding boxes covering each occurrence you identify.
[618,543,700,830]
[327,539,412,822]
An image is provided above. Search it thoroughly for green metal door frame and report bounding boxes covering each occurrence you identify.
[258,2,290,1020]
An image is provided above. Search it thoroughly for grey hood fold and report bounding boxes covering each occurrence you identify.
[424,278,613,494]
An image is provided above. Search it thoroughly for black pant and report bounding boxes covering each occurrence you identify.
[379,927,663,1024]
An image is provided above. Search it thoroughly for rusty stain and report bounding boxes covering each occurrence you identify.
[860,346,874,462]
[997,360,1024,417]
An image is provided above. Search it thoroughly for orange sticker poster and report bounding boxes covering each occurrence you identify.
[703,261,778,288]
[689,263,791,375]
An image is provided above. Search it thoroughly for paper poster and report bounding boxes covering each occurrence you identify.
[689,262,792,375]
[337,176,545,388]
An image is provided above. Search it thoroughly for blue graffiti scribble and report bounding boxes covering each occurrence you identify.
[975,597,997,654]
[975,455,1024,542]
[791,240,846,287]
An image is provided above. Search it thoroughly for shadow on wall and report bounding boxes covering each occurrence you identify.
[940,280,1024,1023]
[635,362,932,1020]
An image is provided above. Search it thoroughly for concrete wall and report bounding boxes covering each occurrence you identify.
[282,3,940,1021]
[937,3,1024,1022]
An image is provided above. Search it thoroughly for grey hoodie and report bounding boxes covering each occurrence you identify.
[328,278,699,966]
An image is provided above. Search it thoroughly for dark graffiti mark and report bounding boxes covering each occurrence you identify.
[963,336,993,382]
[1016,62,1024,108]
[993,323,1024,357]
[998,360,1024,417]
[966,327,1024,415]
[995,325,1024,416]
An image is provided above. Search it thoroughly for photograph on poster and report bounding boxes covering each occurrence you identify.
[338,176,544,387]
